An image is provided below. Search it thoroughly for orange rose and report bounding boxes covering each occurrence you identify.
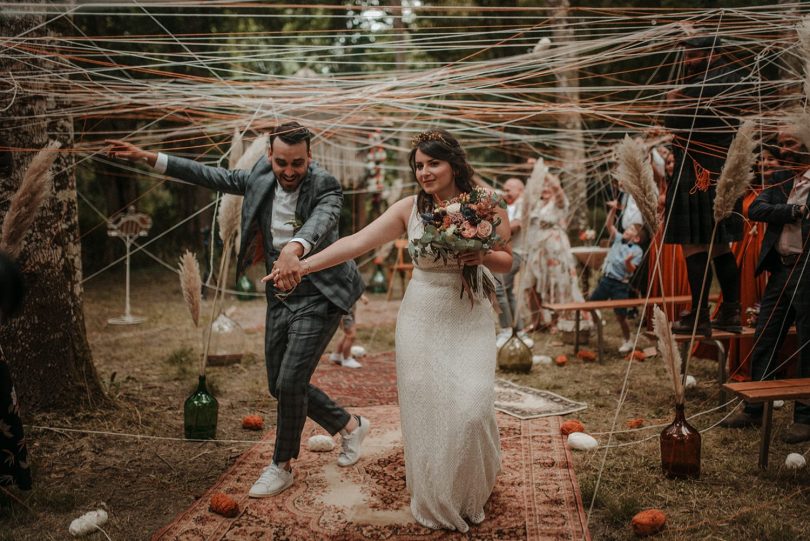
[460,221,477,239]
[476,220,493,238]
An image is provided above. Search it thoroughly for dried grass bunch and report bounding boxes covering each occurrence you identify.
[614,135,659,234]
[653,305,684,405]
[178,250,201,327]
[713,119,757,222]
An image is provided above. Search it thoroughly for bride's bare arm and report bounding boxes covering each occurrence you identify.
[263,196,414,285]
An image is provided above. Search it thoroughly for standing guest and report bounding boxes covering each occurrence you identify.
[663,34,746,336]
[721,128,810,441]
[0,251,32,491]
[107,122,369,498]
[495,177,527,343]
[329,294,368,369]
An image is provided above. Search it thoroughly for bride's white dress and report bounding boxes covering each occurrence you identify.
[395,200,501,532]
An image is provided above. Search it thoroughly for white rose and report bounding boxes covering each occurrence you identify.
[446,203,461,213]
[446,224,457,235]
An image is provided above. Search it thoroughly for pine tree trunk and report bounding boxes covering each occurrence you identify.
[549,0,587,231]
[0,8,108,412]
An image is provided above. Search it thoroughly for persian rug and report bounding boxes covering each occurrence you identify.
[153,405,591,541]
[494,379,588,420]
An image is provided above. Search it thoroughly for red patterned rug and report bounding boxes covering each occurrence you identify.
[153,353,591,540]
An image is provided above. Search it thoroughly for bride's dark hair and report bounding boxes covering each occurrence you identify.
[408,129,475,213]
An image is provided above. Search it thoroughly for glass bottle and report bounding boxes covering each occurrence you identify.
[184,375,218,440]
[369,263,388,293]
[497,329,533,373]
[660,403,701,479]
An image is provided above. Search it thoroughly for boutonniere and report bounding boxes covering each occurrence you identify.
[285,214,304,233]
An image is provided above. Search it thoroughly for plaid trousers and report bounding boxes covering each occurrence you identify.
[265,286,350,463]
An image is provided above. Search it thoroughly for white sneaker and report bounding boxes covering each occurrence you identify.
[618,340,634,354]
[341,357,362,369]
[496,330,511,348]
[518,331,534,349]
[329,352,342,364]
[248,463,293,498]
[338,416,370,467]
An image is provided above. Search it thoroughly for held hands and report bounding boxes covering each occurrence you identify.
[262,243,306,291]
[105,139,157,167]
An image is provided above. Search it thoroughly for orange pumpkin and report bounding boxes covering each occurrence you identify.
[555,354,568,366]
[627,350,646,362]
[560,419,585,435]
[631,509,666,537]
[241,415,264,430]
[209,493,239,518]
[626,418,645,429]
[576,349,597,362]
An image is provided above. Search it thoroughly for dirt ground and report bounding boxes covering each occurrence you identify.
[2,265,810,540]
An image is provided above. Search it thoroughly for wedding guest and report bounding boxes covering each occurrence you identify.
[329,294,368,369]
[496,177,527,343]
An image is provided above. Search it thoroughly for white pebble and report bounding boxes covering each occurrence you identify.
[533,355,552,366]
[774,400,785,409]
[308,435,336,452]
[567,432,598,451]
[785,453,806,470]
[350,345,367,358]
[69,509,108,537]
[684,375,697,390]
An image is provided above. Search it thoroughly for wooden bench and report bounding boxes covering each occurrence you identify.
[723,379,810,469]
[542,295,709,363]
[644,326,797,407]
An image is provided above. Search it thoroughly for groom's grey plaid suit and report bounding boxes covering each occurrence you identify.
[165,154,364,462]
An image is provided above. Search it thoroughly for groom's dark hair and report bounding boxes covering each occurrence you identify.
[409,129,475,214]
[270,122,312,152]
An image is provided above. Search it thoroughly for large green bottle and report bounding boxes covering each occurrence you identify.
[184,375,218,439]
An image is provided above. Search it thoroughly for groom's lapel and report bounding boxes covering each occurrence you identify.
[294,168,313,222]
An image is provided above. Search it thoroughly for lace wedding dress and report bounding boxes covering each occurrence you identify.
[395,200,501,532]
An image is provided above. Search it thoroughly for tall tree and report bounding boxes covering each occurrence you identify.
[0,8,107,411]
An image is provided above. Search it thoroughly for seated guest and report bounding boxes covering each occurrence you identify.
[721,127,810,442]
[588,200,644,353]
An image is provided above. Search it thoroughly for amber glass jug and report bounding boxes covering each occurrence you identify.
[660,403,701,479]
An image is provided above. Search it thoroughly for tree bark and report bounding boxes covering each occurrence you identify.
[549,0,587,231]
[0,8,108,412]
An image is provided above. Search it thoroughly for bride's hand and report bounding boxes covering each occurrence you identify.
[457,250,485,266]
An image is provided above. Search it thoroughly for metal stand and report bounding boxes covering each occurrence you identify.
[107,207,152,326]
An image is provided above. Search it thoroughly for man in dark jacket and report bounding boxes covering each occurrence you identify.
[721,127,810,442]
[108,122,369,496]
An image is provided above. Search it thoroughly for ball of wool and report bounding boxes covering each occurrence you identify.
[786,453,806,470]
[69,509,109,537]
[533,355,552,366]
[241,415,264,430]
[350,345,367,358]
[209,493,239,518]
[684,375,697,389]
[560,419,585,435]
[567,432,598,450]
[576,349,597,362]
[626,418,645,429]
[555,354,568,366]
[627,350,646,362]
[308,434,336,452]
[631,509,666,537]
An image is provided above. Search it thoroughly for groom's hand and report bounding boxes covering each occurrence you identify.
[106,139,158,167]
[269,243,305,290]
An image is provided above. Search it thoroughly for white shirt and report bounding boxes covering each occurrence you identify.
[507,196,525,254]
[620,192,644,231]
[154,153,311,255]
[777,169,810,257]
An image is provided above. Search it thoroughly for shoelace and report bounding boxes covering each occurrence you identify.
[257,464,286,483]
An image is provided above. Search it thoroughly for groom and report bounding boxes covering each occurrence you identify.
[107,122,368,497]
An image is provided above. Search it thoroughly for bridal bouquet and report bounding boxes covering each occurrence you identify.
[410,187,505,303]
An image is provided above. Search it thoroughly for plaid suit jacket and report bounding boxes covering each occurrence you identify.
[165,154,364,313]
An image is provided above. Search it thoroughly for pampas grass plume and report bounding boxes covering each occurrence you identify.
[614,135,659,234]
[1,141,61,258]
[217,194,241,245]
[178,250,202,327]
[798,17,810,100]
[713,119,757,222]
[228,127,244,170]
[653,305,684,405]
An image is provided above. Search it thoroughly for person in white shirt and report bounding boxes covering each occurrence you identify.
[495,178,529,346]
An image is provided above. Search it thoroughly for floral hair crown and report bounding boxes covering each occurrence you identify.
[411,130,450,149]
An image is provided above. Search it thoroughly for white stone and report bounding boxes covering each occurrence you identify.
[69,510,108,537]
[307,435,336,452]
[785,453,806,470]
[350,345,367,358]
[533,355,552,366]
[684,375,697,390]
[774,400,785,409]
[567,432,598,451]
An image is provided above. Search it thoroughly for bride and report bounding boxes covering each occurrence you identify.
[267,129,512,531]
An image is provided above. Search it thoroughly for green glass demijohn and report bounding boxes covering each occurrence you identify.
[184,375,218,440]
[497,329,533,373]
[235,274,256,301]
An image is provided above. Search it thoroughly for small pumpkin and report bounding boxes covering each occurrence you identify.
[554,354,568,366]
[560,419,585,435]
[627,350,646,362]
[241,415,264,431]
[576,349,597,362]
[209,493,239,518]
[631,509,666,537]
